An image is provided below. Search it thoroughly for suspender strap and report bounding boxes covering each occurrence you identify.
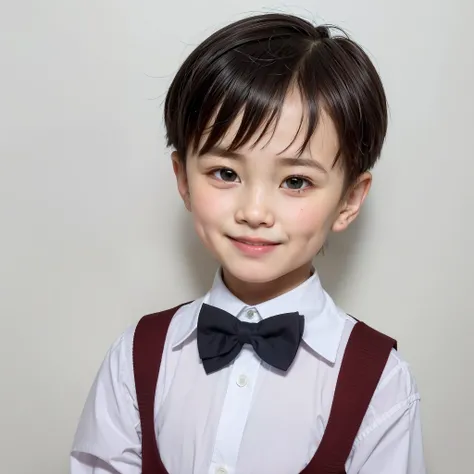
[132,305,184,474]
[305,321,397,474]
[133,308,396,474]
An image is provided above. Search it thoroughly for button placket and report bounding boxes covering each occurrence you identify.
[236,374,248,387]
[209,339,261,474]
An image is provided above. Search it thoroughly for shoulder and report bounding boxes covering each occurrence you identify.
[111,298,204,361]
[102,298,203,373]
[344,313,420,400]
[369,343,421,425]
[136,298,204,348]
[93,298,203,399]
[340,314,421,441]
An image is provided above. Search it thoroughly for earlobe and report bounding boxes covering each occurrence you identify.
[171,151,191,211]
[332,172,372,233]
[183,191,192,211]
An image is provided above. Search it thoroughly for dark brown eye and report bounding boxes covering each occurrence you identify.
[283,176,309,190]
[214,168,239,182]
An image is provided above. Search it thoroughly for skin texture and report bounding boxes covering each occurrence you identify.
[172,89,372,305]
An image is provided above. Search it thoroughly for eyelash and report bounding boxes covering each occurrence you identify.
[208,168,314,191]
[281,175,313,191]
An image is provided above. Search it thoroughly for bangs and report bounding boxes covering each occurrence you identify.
[164,14,388,182]
[193,41,319,158]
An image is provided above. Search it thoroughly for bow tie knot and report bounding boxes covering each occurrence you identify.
[197,303,305,374]
[237,328,253,345]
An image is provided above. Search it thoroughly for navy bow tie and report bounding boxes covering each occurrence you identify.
[197,303,305,374]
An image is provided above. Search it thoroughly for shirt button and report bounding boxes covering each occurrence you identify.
[236,374,248,387]
[246,309,256,319]
[216,468,227,474]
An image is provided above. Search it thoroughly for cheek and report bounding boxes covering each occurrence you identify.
[188,178,233,225]
[282,198,338,238]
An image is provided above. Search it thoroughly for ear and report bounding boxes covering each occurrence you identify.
[171,151,191,211]
[332,172,372,233]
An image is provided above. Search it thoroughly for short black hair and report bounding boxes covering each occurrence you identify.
[164,13,388,184]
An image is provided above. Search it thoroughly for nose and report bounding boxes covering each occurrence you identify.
[234,186,275,228]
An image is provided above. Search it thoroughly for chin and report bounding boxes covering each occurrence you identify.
[221,260,292,285]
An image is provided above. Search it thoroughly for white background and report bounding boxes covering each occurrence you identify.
[1,1,473,473]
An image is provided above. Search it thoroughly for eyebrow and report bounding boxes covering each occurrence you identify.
[205,146,328,174]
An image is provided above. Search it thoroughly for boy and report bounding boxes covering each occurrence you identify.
[71,13,425,474]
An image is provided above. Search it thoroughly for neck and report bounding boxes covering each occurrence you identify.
[222,263,313,305]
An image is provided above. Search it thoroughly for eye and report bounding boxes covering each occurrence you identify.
[282,176,312,190]
[212,168,240,182]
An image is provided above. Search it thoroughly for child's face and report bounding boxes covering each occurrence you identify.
[173,89,371,296]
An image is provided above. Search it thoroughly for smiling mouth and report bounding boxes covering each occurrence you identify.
[228,236,280,246]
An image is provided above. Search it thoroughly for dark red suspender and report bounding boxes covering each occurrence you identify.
[132,305,182,474]
[302,322,396,473]
[132,306,396,474]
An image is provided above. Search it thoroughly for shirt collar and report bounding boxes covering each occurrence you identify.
[171,269,346,364]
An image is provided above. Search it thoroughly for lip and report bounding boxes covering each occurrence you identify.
[228,235,280,256]
[231,236,279,245]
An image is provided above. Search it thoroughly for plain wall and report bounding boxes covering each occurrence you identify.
[1,1,473,473]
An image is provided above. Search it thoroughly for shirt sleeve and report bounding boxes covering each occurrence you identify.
[347,355,426,474]
[70,325,142,474]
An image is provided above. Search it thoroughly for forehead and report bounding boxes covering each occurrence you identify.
[207,89,340,167]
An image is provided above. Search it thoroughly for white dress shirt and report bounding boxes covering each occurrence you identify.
[71,270,426,474]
